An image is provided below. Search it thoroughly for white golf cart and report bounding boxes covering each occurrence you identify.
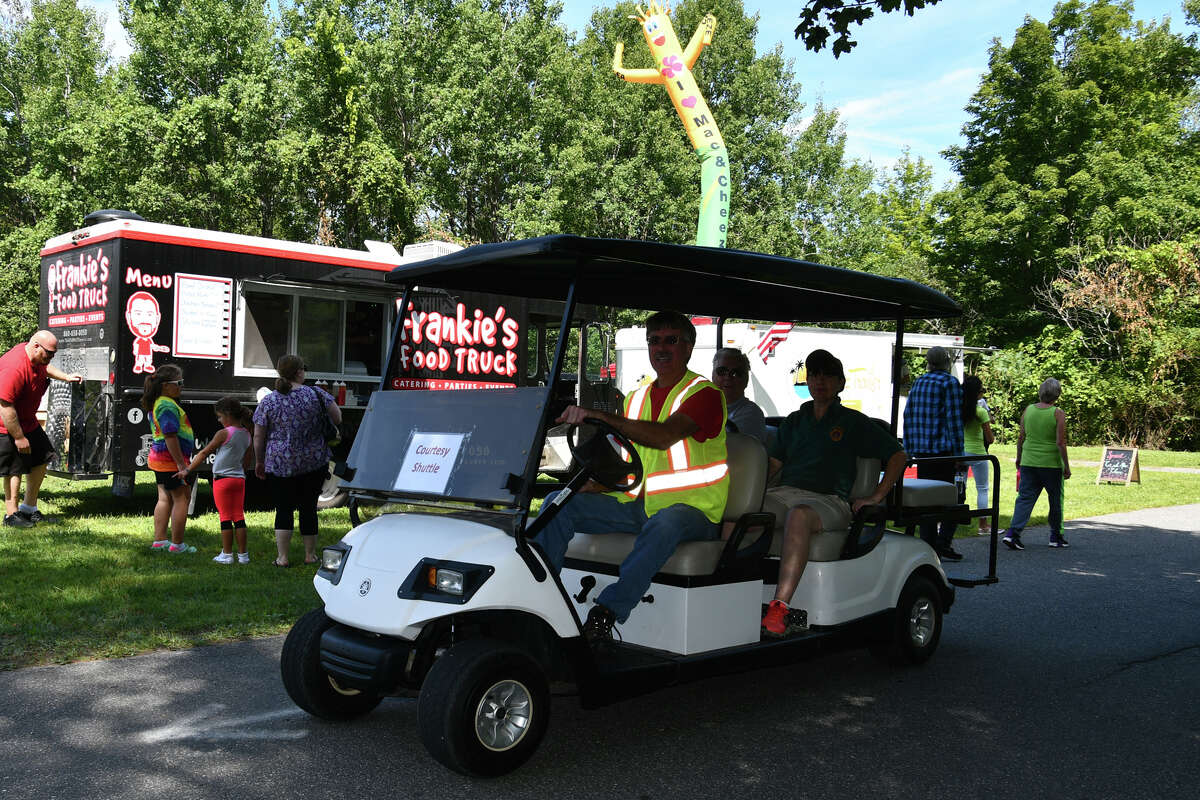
[280,236,1000,777]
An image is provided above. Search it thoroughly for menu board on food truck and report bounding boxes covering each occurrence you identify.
[173,273,233,359]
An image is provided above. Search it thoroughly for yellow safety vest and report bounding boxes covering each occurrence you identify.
[611,370,729,523]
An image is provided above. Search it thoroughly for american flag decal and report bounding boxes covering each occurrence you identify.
[756,322,792,362]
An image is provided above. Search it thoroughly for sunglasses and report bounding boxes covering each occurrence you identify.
[646,335,681,346]
[36,343,56,359]
[165,379,184,386]
[714,366,746,378]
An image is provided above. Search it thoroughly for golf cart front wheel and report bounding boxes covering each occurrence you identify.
[280,607,383,719]
[417,638,549,777]
[870,574,943,666]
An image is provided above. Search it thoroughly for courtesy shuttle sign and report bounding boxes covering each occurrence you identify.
[395,433,466,494]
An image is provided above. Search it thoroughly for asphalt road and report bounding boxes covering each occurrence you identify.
[2,505,1197,800]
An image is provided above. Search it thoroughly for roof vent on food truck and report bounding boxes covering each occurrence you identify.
[83,209,146,225]
[401,241,463,262]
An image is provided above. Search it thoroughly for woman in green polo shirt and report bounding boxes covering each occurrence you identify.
[1002,378,1072,550]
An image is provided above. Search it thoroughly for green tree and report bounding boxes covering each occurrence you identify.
[0,0,112,347]
[794,0,944,57]
[119,0,290,235]
[938,0,1200,447]
[277,0,419,246]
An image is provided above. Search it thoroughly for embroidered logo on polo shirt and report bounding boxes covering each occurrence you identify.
[830,426,844,442]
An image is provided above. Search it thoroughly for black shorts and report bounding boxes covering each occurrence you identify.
[0,427,53,476]
[154,469,195,492]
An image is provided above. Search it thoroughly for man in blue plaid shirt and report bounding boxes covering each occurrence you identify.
[903,346,965,560]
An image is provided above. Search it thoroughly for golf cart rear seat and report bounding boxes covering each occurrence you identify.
[562,432,772,576]
[761,461,960,561]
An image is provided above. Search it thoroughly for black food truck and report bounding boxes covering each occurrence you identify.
[38,211,616,506]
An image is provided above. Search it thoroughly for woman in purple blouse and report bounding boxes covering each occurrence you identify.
[253,354,342,567]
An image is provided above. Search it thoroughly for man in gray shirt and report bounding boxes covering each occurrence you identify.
[712,348,767,444]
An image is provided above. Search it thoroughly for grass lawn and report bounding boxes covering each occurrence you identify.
[2,448,1197,670]
[0,475,352,670]
[968,446,1200,533]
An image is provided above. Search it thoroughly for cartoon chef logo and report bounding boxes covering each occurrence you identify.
[125,291,170,373]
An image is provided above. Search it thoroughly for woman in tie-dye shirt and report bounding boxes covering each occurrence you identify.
[142,364,197,554]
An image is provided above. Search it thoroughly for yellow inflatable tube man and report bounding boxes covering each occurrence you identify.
[614,3,730,247]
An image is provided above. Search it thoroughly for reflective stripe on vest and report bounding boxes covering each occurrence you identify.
[610,371,729,522]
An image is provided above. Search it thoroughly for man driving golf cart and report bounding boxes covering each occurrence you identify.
[532,310,728,645]
[762,349,907,637]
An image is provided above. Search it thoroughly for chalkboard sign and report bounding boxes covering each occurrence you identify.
[1096,447,1140,485]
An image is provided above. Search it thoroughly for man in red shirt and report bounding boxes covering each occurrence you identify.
[0,330,83,527]
[532,311,729,645]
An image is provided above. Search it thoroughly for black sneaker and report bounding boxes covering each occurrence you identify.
[582,604,617,646]
[20,509,58,525]
[3,513,34,529]
[1002,531,1024,551]
[937,546,964,562]
[1048,534,1070,548]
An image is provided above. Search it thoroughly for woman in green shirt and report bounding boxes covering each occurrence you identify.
[1002,378,1072,550]
[962,376,995,533]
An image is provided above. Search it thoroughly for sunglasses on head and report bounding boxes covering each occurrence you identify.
[715,366,746,378]
[165,379,184,386]
[646,334,680,346]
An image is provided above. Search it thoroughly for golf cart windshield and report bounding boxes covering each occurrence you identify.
[341,386,545,506]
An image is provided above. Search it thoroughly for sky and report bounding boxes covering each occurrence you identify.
[84,0,1194,186]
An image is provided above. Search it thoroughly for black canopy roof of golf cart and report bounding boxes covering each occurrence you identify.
[385,235,960,323]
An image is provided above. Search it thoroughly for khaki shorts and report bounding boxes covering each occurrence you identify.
[764,486,852,532]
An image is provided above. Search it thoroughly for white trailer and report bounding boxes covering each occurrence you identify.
[615,322,964,434]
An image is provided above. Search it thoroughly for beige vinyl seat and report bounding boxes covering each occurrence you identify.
[563,432,770,577]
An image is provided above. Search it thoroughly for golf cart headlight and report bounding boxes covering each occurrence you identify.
[428,567,464,595]
[321,547,345,571]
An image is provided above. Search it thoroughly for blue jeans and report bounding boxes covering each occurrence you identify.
[532,491,718,622]
[965,453,990,510]
[1007,466,1064,537]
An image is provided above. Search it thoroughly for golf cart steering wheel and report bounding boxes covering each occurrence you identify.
[566,419,643,492]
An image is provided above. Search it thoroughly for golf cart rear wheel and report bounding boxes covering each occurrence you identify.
[417,638,549,777]
[871,574,943,666]
[280,607,383,719]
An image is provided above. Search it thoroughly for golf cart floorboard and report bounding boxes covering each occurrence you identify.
[581,621,877,705]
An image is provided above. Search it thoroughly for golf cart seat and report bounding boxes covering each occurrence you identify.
[762,457,884,561]
[562,432,770,576]
[894,478,958,508]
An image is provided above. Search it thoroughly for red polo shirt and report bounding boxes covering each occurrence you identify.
[0,343,48,433]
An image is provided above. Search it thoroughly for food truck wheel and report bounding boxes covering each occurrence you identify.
[417,638,549,777]
[317,467,348,509]
[281,608,383,720]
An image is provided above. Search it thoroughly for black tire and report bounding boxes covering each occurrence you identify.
[870,574,943,666]
[280,607,382,720]
[417,638,550,777]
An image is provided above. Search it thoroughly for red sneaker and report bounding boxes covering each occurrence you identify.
[761,599,789,637]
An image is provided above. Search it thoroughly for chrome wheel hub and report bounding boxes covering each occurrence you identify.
[908,597,934,647]
[475,679,533,752]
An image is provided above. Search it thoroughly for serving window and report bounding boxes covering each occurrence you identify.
[236,282,390,380]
